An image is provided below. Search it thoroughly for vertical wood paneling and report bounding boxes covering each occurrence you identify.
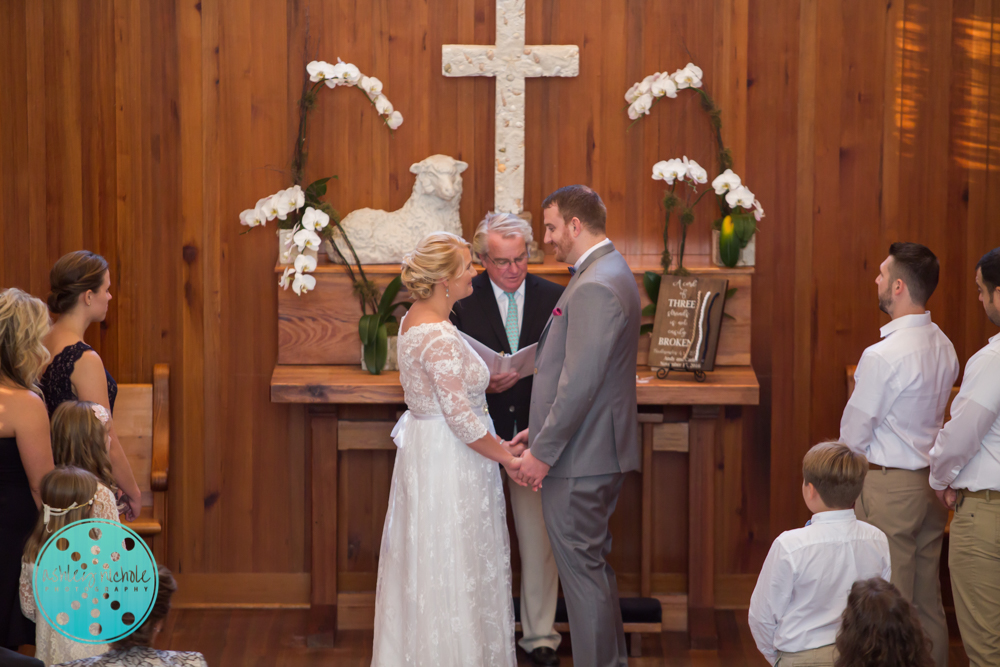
[3,0,1000,592]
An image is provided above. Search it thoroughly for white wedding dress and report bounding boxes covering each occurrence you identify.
[371,318,516,667]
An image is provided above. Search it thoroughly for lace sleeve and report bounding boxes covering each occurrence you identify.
[420,331,489,444]
[93,484,120,522]
[20,561,35,621]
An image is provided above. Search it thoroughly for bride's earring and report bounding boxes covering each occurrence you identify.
[445,284,450,298]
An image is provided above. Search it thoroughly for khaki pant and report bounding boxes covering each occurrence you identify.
[949,492,1000,667]
[855,467,949,667]
[774,644,837,666]
[504,471,561,652]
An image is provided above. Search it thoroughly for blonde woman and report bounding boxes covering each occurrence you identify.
[371,232,522,667]
[0,288,55,650]
[39,251,141,521]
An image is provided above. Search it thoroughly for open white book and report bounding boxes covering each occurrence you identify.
[461,333,537,379]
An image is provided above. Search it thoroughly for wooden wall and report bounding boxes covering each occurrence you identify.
[2,0,999,603]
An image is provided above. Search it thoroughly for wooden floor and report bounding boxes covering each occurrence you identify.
[155,609,971,666]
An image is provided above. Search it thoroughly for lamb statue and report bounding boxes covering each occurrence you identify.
[328,154,468,265]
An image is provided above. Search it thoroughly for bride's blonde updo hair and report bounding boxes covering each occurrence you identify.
[401,232,472,300]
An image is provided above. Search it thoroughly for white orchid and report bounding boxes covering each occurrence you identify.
[278,267,295,290]
[292,272,317,296]
[712,169,742,195]
[271,191,296,220]
[628,93,654,120]
[753,198,765,222]
[651,73,678,98]
[285,184,305,211]
[360,76,383,99]
[301,207,330,231]
[261,195,281,221]
[293,229,322,252]
[239,207,265,227]
[682,156,708,184]
[673,62,703,89]
[307,60,336,83]
[652,158,687,184]
[386,110,404,130]
[642,72,661,86]
[294,253,318,274]
[726,185,756,209]
[326,62,351,87]
[374,94,394,115]
[342,62,362,86]
[624,82,642,104]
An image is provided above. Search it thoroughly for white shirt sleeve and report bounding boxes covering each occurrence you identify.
[841,352,900,455]
[929,353,1000,490]
[748,540,795,665]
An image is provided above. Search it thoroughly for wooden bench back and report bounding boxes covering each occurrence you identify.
[113,365,169,507]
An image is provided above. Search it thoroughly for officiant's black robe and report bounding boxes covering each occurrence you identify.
[451,271,564,440]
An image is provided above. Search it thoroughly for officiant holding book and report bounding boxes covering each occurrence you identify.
[451,212,565,667]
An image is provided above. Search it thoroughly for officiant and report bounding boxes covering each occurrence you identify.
[451,212,564,667]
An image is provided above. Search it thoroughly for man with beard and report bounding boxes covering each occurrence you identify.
[840,242,959,667]
[928,247,1000,667]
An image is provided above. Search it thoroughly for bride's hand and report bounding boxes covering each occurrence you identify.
[499,438,526,458]
[504,457,528,486]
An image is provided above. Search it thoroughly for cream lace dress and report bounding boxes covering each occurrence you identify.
[19,485,119,666]
[371,319,516,667]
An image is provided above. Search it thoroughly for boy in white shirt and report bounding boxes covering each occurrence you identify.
[749,442,891,666]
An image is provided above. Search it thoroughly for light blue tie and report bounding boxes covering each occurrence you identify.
[504,292,519,353]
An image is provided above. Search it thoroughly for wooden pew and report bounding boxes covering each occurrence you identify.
[113,364,170,562]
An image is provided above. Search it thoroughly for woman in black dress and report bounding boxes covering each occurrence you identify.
[0,289,55,650]
[39,251,142,521]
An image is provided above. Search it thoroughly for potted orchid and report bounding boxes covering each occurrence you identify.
[626,62,762,269]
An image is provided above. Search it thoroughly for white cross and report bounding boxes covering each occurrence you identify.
[442,0,579,214]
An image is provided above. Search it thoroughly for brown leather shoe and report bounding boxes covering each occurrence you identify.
[530,647,560,666]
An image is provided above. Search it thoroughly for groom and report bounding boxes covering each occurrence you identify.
[512,185,641,667]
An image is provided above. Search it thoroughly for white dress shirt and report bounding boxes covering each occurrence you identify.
[748,510,891,665]
[573,237,613,271]
[489,277,525,338]
[840,312,959,469]
[929,334,1000,492]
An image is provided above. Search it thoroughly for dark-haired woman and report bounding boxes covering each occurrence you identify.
[0,289,55,650]
[56,566,207,667]
[39,251,142,521]
[835,577,935,667]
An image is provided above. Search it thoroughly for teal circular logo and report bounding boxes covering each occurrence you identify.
[33,519,158,644]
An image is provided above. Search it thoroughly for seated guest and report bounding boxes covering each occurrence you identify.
[451,212,564,666]
[55,566,206,667]
[749,442,891,666]
[0,289,55,651]
[39,251,141,521]
[834,577,934,667]
[0,647,43,667]
[51,402,122,522]
[20,466,115,665]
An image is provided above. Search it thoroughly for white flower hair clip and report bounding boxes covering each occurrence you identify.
[90,403,110,426]
[43,494,97,532]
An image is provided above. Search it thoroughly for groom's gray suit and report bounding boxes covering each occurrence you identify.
[528,241,641,667]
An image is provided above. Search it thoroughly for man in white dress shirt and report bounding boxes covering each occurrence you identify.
[840,242,958,667]
[451,213,564,666]
[749,442,891,666]
[928,247,1000,667]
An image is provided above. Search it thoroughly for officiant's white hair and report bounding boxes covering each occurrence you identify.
[472,212,533,259]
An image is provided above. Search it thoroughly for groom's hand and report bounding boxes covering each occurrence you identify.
[510,428,529,448]
[487,371,520,394]
[519,450,550,491]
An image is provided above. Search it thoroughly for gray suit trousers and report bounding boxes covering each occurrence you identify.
[541,474,628,667]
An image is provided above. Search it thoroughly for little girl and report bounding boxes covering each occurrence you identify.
[50,401,123,521]
[19,466,118,665]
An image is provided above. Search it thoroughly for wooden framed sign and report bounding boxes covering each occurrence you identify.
[647,276,729,372]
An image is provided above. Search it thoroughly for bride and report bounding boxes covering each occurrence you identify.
[371,232,524,666]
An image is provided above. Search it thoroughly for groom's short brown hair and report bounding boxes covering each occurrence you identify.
[542,185,607,234]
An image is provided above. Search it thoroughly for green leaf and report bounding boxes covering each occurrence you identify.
[712,217,723,231]
[725,287,738,299]
[723,312,736,321]
[643,271,662,304]
[733,213,757,247]
[377,275,403,320]
[363,337,379,375]
[639,323,654,336]
[373,323,389,374]
[358,314,377,345]
[385,320,400,337]
[719,216,741,268]
[642,303,657,317]
[305,176,332,200]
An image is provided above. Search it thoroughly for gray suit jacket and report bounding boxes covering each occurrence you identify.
[528,242,641,477]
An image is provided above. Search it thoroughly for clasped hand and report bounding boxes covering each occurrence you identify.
[934,487,958,510]
[500,428,549,492]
